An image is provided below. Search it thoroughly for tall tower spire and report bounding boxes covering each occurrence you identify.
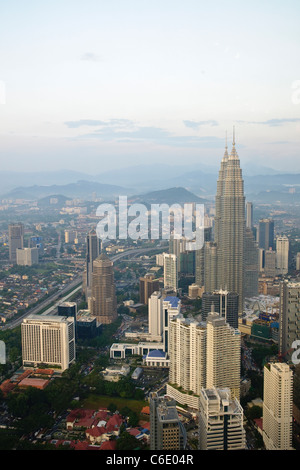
[230,125,239,160]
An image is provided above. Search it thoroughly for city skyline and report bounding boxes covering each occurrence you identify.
[0,1,300,174]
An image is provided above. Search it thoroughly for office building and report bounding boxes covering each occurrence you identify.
[29,236,44,255]
[9,223,24,263]
[264,249,276,277]
[201,290,239,328]
[139,273,160,305]
[163,253,178,291]
[279,280,300,362]
[244,227,259,298]
[206,311,241,400]
[195,227,212,288]
[262,362,293,450]
[296,252,300,271]
[64,229,77,244]
[90,252,117,325]
[246,201,253,229]
[58,302,77,337]
[85,229,102,298]
[21,314,75,371]
[258,219,275,252]
[76,310,102,339]
[204,242,218,293]
[199,387,246,450]
[16,247,39,266]
[162,296,181,353]
[150,392,186,450]
[148,291,163,339]
[276,235,289,275]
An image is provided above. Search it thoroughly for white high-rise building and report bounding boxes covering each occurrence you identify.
[296,252,300,271]
[262,362,293,450]
[276,235,289,275]
[163,253,178,291]
[206,311,241,401]
[16,247,39,266]
[199,387,246,450]
[162,296,181,353]
[21,314,76,371]
[168,316,206,400]
[148,291,163,339]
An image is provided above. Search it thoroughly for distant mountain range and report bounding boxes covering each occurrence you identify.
[128,187,208,205]
[1,164,300,203]
[2,180,132,201]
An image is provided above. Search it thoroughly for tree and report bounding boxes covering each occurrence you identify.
[108,402,117,413]
[116,431,143,450]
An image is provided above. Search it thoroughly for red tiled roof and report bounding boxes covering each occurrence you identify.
[100,440,117,450]
[86,426,106,437]
[141,406,150,415]
[106,414,123,432]
[127,428,140,437]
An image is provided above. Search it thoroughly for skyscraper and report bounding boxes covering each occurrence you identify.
[246,201,253,229]
[85,229,102,298]
[199,387,246,450]
[279,280,300,362]
[276,235,289,275]
[163,253,178,291]
[150,392,186,450]
[213,132,246,314]
[169,316,206,400]
[8,223,24,263]
[206,310,241,400]
[262,362,293,450]
[201,290,239,328]
[21,314,75,371]
[139,273,160,305]
[258,218,275,252]
[91,252,117,325]
[203,241,218,293]
[244,227,259,298]
[195,227,212,288]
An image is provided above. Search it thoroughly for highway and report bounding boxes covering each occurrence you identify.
[1,245,164,330]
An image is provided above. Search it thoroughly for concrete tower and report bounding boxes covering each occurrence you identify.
[91,252,117,325]
[217,129,245,314]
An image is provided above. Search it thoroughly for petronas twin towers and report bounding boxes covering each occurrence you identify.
[213,129,245,314]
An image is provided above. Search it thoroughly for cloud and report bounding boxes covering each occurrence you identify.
[238,118,300,127]
[65,119,133,129]
[67,119,225,148]
[183,120,219,129]
[80,52,103,62]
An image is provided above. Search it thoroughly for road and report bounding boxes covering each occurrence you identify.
[1,245,165,330]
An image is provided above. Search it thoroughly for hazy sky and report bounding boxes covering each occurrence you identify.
[1,0,300,174]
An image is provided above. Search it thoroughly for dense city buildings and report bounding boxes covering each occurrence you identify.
[262,362,293,450]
